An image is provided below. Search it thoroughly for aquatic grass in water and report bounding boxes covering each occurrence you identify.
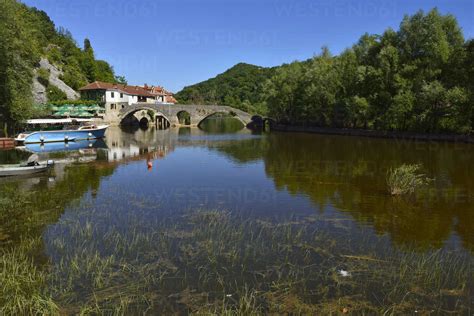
[1,190,471,314]
[0,237,58,315]
[39,207,472,314]
[387,164,431,195]
[1,184,472,315]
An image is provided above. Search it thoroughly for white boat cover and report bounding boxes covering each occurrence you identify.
[26,118,93,125]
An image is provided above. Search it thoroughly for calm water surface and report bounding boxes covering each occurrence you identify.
[1,117,473,313]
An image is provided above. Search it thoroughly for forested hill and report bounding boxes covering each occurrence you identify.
[0,0,125,124]
[175,63,279,114]
[177,9,474,134]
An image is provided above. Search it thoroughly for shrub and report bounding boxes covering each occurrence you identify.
[37,68,50,87]
[0,239,59,315]
[387,164,430,195]
[47,86,67,102]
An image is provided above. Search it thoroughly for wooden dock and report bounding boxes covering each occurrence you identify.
[0,138,15,150]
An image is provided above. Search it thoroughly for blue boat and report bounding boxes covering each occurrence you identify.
[23,139,108,153]
[15,118,109,144]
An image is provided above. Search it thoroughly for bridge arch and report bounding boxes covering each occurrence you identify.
[120,106,171,128]
[118,104,252,127]
[196,111,247,127]
[177,110,191,125]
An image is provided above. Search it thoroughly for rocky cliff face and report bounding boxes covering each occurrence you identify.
[32,71,47,105]
[32,58,80,104]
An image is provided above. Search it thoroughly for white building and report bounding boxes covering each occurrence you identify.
[79,81,157,108]
[79,81,177,123]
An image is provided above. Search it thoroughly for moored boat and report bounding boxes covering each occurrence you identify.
[15,119,109,144]
[0,160,54,177]
[17,139,107,153]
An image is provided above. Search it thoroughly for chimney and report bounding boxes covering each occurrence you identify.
[144,83,148,89]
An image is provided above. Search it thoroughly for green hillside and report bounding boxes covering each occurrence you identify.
[175,63,278,114]
[0,0,125,124]
[177,9,474,134]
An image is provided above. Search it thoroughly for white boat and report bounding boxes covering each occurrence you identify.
[0,160,54,177]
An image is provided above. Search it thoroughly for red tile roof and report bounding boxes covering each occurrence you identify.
[146,86,165,96]
[165,95,177,103]
[79,81,155,98]
[80,81,176,102]
[142,84,177,103]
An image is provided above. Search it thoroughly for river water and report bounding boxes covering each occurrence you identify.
[0,117,472,313]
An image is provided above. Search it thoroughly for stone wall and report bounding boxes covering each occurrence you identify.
[110,103,253,126]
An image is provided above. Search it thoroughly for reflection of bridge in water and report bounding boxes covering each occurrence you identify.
[118,104,253,128]
[23,126,256,168]
[103,126,256,163]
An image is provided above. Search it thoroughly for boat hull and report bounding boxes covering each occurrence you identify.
[20,139,107,153]
[16,125,108,144]
[0,163,52,177]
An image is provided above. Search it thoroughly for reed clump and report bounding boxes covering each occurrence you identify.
[0,238,59,315]
[387,164,431,195]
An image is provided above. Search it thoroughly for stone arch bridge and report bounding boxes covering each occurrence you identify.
[117,103,253,127]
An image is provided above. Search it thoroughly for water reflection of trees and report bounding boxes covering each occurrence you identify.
[0,163,116,247]
[199,116,244,134]
[216,133,474,251]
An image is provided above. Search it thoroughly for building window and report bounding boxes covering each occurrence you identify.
[120,93,123,98]
[110,104,116,110]
[122,104,125,109]
[111,92,115,98]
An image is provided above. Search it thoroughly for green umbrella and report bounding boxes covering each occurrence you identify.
[76,104,89,111]
[78,111,94,117]
[59,107,72,114]
[89,104,103,111]
[53,110,70,117]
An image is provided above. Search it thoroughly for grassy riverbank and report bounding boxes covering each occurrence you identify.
[1,208,472,315]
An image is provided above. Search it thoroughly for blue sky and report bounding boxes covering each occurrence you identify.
[22,0,473,92]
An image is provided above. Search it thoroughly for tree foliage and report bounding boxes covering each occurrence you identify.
[175,63,278,114]
[0,0,40,123]
[0,0,125,124]
[264,9,473,133]
[177,9,472,134]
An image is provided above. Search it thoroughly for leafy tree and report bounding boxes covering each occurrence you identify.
[80,38,98,82]
[264,62,304,123]
[0,0,40,123]
[302,49,340,126]
[115,75,127,85]
[95,60,116,83]
[259,9,472,134]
